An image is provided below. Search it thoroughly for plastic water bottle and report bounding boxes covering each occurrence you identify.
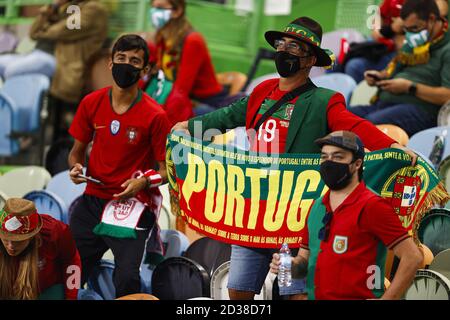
[429,129,447,168]
[278,243,292,287]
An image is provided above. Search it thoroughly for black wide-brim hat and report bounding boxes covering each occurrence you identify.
[265,16,332,67]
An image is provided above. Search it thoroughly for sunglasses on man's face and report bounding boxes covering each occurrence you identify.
[318,212,333,242]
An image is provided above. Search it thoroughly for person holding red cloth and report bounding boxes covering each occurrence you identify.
[68,34,170,298]
[173,16,418,300]
[149,0,235,111]
[0,198,81,300]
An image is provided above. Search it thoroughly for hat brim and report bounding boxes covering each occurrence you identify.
[0,215,43,241]
[265,31,332,67]
[314,138,365,158]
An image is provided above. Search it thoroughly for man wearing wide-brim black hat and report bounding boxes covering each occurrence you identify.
[173,16,417,300]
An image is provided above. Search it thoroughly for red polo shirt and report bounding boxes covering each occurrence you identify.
[301,182,409,299]
[69,87,171,199]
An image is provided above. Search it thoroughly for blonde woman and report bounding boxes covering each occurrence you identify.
[0,198,81,300]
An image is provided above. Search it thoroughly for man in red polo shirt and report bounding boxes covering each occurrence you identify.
[270,131,423,299]
[67,34,170,298]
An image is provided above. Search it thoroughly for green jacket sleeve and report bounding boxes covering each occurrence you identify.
[188,96,249,139]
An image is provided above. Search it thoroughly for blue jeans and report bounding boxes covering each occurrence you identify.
[350,100,436,136]
[0,49,55,79]
[227,245,306,296]
[344,52,396,83]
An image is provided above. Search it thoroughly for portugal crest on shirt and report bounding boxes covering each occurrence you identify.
[285,104,295,120]
[333,235,348,254]
[127,127,139,144]
[110,120,120,135]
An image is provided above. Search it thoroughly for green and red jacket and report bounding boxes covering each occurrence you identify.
[187,78,395,153]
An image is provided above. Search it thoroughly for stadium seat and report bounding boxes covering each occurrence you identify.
[161,229,191,259]
[140,263,154,294]
[245,72,279,95]
[151,257,210,300]
[216,71,248,96]
[408,126,450,168]
[0,190,7,209]
[321,29,366,62]
[23,190,68,222]
[183,237,231,277]
[77,288,103,300]
[0,92,19,156]
[376,124,409,146]
[15,36,37,55]
[1,74,50,132]
[437,100,450,126]
[0,31,18,54]
[311,73,357,103]
[0,166,51,198]
[418,208,450,257]
[210,261,273,300]
[67,195,82,224]
[87,259,116,300]
[158,183,175,230]
[0,74,50,160]
[44,138,75,176]
[46,170,86,218]
[349,80,378,106]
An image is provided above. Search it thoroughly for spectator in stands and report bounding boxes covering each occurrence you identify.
[140,41,194,127]
[350,0,450,137]
[342,0,405,83]
[0,0,68,80]
[173,16,417,300]
[29,0,108,141]
[150,0,239,112]
[68,35,170,298]
[270,131,422,300]
[0,198,81,300]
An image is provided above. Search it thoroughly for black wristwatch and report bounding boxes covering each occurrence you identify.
[408,82,417,96]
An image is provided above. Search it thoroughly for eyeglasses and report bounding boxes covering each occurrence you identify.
[318,212,333,242]
[274,39,311,56]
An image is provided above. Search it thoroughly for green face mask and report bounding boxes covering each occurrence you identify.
[405,29,430,48]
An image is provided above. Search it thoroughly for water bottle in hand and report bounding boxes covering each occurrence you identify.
[278,243,292,287]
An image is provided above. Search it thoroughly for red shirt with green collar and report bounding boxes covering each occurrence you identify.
[69,87,170,199]
[300,181,409,300]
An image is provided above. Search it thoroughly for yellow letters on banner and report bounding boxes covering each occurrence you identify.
[205,160,226,223]
[287,170,322,231]
[246,168,268,229]
[264,171,295,232]
[182,152,324,233]
[225,165,245,227]
[182,153,206,211]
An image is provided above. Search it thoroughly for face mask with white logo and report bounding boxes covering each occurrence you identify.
[150,7,172,30]
[405,29,429,48]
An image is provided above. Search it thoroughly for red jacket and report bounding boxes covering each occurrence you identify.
[157,32,223,100]
[38,215,81,300]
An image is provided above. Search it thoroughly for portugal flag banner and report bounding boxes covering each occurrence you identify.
[166,131,449,248]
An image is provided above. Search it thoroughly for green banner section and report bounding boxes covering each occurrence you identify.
[167,132,449,248]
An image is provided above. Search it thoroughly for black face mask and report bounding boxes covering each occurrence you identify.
[319,160,354,190]
[275,51,312,78]
[112,63,143,89]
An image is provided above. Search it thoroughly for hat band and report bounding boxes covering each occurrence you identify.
[283,24,321,46]
[0,210,39,236]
